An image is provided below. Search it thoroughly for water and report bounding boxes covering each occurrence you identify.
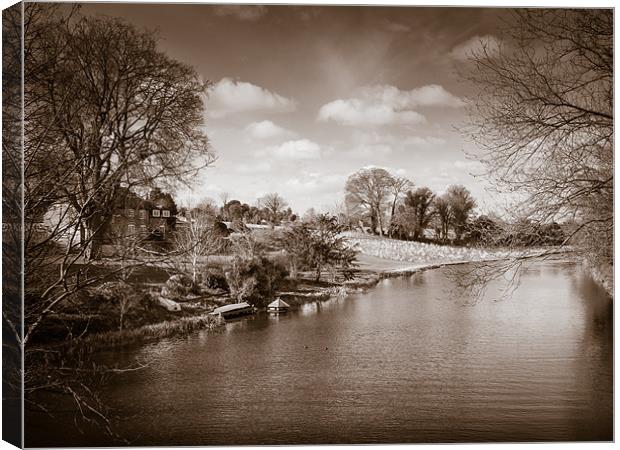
[27,259,613,445]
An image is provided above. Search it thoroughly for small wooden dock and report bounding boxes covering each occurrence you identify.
[211,302,255,319]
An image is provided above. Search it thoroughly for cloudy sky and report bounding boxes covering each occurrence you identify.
[83,3,513,214]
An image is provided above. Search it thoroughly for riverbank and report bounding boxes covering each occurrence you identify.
[56,238,573,350]
[69,314,224,350]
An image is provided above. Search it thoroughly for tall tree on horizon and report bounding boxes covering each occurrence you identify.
[404,187,436,241]
[445,185,476,241]
[345,167,395,236]
[259,192,288,226]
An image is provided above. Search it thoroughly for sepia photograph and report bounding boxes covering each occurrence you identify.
[1,1,614,447]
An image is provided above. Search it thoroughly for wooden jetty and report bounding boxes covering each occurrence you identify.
[211,302,255,319]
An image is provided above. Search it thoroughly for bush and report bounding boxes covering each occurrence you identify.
[161,274,199,300]
[204,269,229,291]
[224,256,288,307]
[91,281,140,331]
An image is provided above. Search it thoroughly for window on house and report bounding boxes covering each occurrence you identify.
[140,225,147,235]
[127,224,135,236]
[139,210,146,220]
[152,210,160,217]
[162,210,170,218]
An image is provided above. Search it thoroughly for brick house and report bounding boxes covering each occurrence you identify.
[100,188,177,255]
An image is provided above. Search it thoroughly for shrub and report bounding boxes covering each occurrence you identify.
[224,256,288,307]
[280,214,358,281]
[204,269,229,291]
[161,274,198,300]
[91,281,139,331]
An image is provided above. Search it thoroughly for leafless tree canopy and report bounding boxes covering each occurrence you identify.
[259,192,288,225]
[463,9,612,265]
[25,5,215,258]
[173,210,223,283]
[345,167,397,236]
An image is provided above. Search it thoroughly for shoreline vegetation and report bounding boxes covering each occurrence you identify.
[56,234,578,352]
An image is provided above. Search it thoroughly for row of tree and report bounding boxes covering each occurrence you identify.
[342,167,568,247]
[185,192,296,226]
[344,167,477,243]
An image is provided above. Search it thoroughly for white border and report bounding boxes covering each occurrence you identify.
[0,1,615,450]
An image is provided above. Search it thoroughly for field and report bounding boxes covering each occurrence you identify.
[345,232,509,261]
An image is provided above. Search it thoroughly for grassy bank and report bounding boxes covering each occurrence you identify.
[64,314,224,351]
[57,236,568,350]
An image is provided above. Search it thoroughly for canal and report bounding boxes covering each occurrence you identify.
[27,259,613,445]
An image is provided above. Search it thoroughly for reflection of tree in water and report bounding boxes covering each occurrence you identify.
[442,260,524,305]
[571,270,613,341]
[568,267,613,421]
[442,254,577,305]
[409,272,426,288]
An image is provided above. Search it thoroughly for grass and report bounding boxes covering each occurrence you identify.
[65,314,225,350]
[345,232,518,266]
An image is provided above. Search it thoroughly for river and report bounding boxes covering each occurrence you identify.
[27,259,613,445]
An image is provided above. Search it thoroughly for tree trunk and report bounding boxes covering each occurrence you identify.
[290,260,298,279]
[389,198,398,238]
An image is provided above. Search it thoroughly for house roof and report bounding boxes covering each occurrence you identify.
[268,298,290,308]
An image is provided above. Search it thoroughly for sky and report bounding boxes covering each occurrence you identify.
[81,3,514,215]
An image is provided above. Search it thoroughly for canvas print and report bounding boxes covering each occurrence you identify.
[2,2,613,447]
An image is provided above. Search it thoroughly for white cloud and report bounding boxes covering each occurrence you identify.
[213,5,267,21]
[454,160,484,173]
[361,165,407,176]
[402,136,447,147]
[267,139,322,160]
[450,35,500,61]
[351,143,393,158]
[317,84,463,126]
[235,161,273,174]
[318,99,426,126]
[244,120,296,140]
[285,172,346,194]
[345,131,447,157]
[358,84,465,108]
[207,78,296,118]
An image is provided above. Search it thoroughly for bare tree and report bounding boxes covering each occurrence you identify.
[218,191,230,213]
[463,9,612,268]
[345,167,394,236]
[26,10,216,259]
[173,210,223,284]
[387,176,413,237]
[259,192,288,226]
[193,197,219,217]
[431,195,452,243]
